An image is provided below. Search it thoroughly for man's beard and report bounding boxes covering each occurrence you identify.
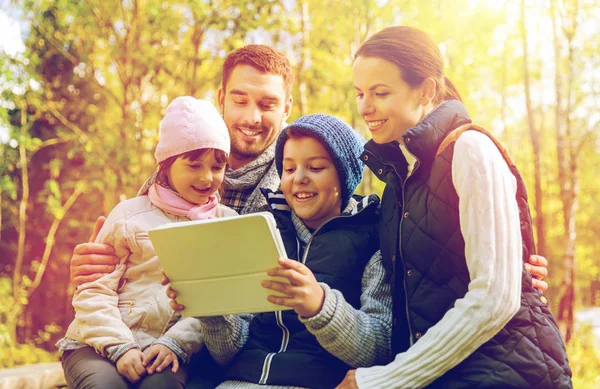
[230,123,277,159]
[230,140,264,159]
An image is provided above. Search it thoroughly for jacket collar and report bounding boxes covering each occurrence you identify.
[361,100,471,181]
[260,188,379,221]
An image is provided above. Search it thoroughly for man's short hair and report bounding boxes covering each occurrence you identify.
[222,44,294,96]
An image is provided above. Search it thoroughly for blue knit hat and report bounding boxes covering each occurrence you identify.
[275,114,366,208]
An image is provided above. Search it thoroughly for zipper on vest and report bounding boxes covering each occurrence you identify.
[367,149,415,346]
[364,147,421,346]
[398,177,415,347]
[395,149,420,347]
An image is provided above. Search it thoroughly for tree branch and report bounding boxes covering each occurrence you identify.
[29,138,73,159]
[574,127,596,158]
[30,24,78,65]
[42,102,88,142]
[29,183,84,297]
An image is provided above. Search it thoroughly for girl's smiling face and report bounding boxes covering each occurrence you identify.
[168,149,226,205]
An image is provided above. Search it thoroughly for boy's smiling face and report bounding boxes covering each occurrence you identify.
[280,136,342,229]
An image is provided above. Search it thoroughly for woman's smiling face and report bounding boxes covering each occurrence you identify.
[353,56,426,144]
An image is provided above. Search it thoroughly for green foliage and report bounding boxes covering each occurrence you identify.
[567,325,600,389]
[0,277,58,368]
[0,174,17,201]
[0,0,598,382]
[0,342,58,369]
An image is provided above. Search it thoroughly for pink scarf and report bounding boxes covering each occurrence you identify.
[148,183,218,220]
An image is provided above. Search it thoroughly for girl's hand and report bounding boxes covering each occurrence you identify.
[116,348,146,383]
[162,271,185,311]
[336,369,359,389]
[262,257,325,318]
[142,344,180,374]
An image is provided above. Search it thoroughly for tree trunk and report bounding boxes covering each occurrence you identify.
[10,105,30,345]
[500,34,508,134]
[560,2,579,342]
[550,0,580,343]
[520,0,546,256]
[189,20,205,97]
[297,1,310,116]
[0,183,3,247]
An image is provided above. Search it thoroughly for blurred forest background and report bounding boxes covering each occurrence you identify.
[0,0,599,386]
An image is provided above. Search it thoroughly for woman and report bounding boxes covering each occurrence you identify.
[337,26,572,389]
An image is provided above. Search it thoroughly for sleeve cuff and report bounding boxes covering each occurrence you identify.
[299,283,336,330]
[355,365,390,389]
[152,337,189,362]
[107,342,140,363]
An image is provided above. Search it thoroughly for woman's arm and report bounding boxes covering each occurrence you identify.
[354,131,523,389]
[300,250,393,367]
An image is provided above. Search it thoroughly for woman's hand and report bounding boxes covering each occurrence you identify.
[142,344,180,374]
[262,257,325,318]
[116,348,146,383]
[336,369,359,389]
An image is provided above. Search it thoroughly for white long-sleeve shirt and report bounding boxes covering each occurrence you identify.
[355,131,523,389]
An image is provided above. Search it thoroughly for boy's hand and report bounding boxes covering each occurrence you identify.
[526,254,549,292]
[162,271,185,312]
[70,216,118,286]
[262,257,325,318]
[116,348,146,383]
[142,344,180,374]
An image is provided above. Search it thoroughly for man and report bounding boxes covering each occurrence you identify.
[70,44,293,285]
[68,45,293,389]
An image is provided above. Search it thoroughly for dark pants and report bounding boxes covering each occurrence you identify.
[185,347,224,389]
[61,346,187,389]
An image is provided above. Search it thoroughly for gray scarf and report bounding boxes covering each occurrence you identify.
[223,141,281,214]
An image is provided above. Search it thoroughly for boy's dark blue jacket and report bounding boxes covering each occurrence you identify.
[225,189,380,389]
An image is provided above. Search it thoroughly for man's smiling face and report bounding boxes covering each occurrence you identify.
[218,65,292,169]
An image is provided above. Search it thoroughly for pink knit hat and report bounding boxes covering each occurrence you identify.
[155,97,230,164]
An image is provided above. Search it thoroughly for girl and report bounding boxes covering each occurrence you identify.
[169,114,394,389]
[57,96,237,389]
[337,26,572,388]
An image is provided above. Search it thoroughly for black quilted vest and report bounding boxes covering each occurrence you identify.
[361,100,572,388]
[225,190,380,389]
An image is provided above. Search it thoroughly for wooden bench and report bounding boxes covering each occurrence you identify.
[0,362,66,389]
